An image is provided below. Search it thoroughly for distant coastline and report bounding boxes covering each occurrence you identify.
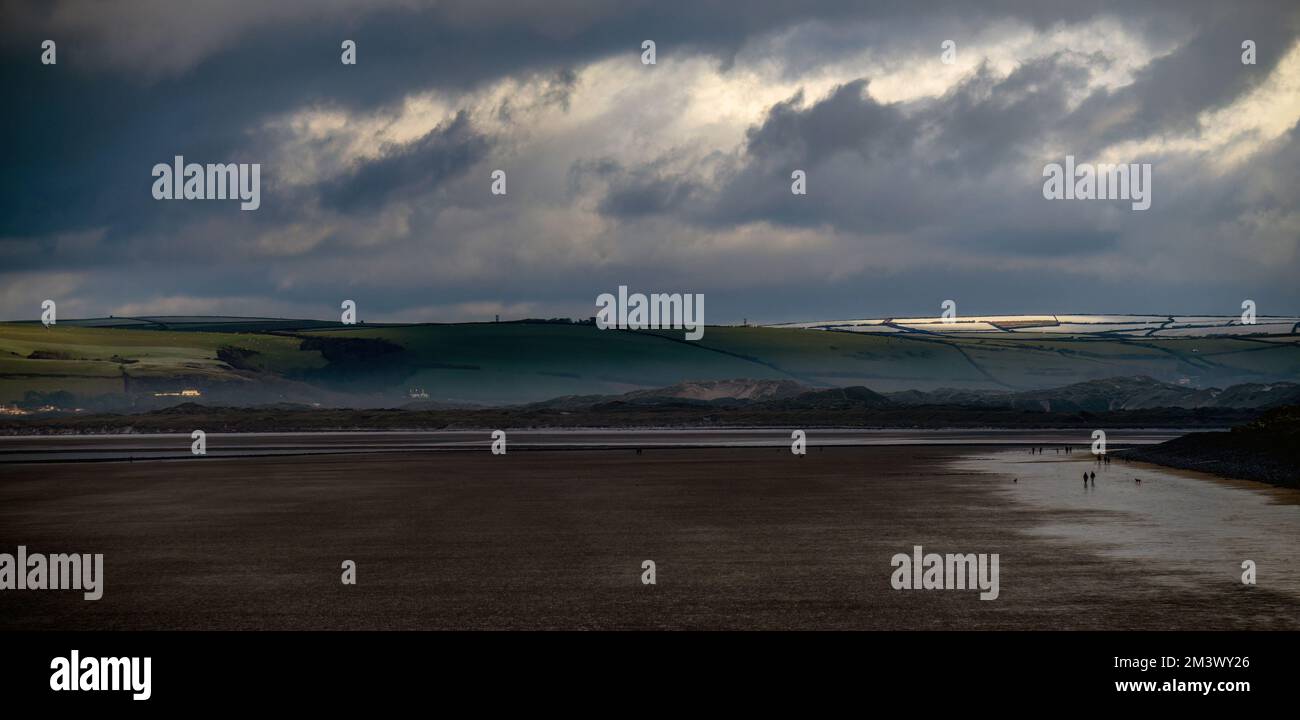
[0,401,1260,436]
[1117,407,1300,489]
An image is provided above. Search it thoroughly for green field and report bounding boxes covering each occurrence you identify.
[1,319,1297,407]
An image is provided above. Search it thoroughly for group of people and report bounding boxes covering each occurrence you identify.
[1028,446,1075,455]
[1025,447,1117,464]
[1017,443,1144,488]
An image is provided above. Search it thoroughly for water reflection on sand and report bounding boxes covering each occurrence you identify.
[954,450,1300,599]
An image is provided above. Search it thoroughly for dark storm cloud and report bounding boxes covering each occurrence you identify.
[593,13,1297,272]
[743,80,911,166]
[702,79,921,230]
[599,175,699,218]
[925,56,1089,173]
[317,111,491,213]
[585,155,706,218]
[1060,8,1300,154]
[5,0,887,252]
[1,0,1298,320]
[1,5,569,243]
[3,0,1290,240]
[601,54,1092,237]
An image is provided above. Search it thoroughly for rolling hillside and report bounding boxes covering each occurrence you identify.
[2,316,1298,409]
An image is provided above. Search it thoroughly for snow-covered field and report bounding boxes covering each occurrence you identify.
[768,314,1300,337]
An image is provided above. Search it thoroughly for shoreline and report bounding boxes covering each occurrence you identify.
[0,428,1188,465]
[1114,409,1300,489]
[1119,443,1298,489]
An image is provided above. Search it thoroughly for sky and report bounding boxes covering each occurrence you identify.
[2,0,1298,324]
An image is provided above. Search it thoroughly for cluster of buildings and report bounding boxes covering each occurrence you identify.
[152,389,202,398]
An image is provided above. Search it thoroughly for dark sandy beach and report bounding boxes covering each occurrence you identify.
[1,445,1296,630]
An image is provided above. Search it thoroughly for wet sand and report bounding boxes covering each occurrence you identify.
[957,450,1300,598]
[1,446,1296,630]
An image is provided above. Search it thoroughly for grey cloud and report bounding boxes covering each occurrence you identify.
[2,0,1298,322]
[1061,13,1300,152]
[317,112,491,214]
[603,55,1088,234]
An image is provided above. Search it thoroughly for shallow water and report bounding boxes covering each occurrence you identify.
[954,450,1300,599]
